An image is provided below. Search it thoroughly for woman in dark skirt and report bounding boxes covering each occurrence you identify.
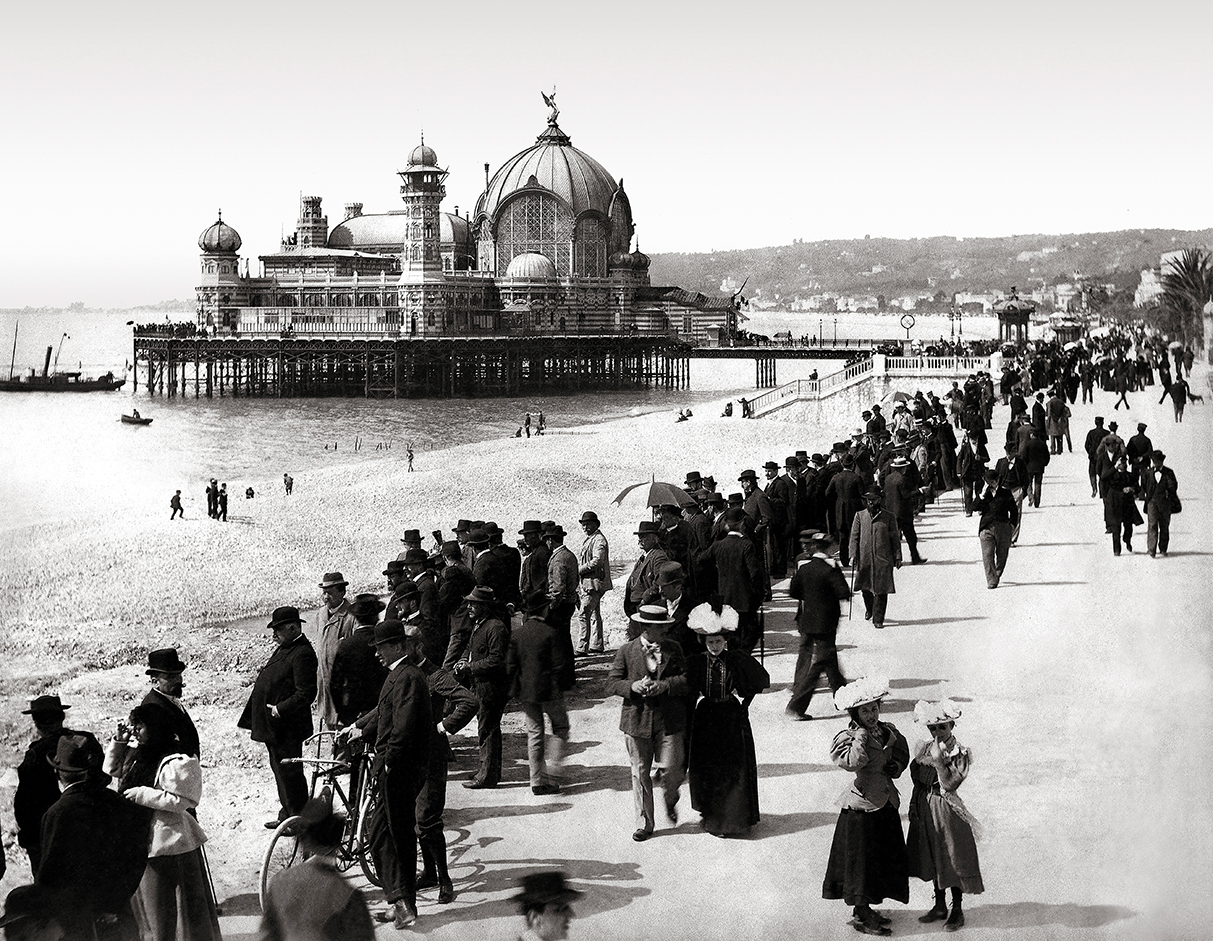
[823,676,910,936]
[684,602,770,837]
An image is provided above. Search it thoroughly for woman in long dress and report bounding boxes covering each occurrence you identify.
[823,676,909,936]
[906,700,983,932]
[105,704,222,941]
[684,602,770,837]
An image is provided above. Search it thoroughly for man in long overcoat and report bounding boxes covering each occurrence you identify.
[239,605,318,827]
[695,510,764,652]
[316,572,356,731]
[14,695,87,872]
[823,454,866,568]
[786,531,850,718]
[848,487,902,629]
[625,521,669,617]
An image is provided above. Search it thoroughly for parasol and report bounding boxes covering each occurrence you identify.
[885,390,913,403]
[1168,340,1184,351]
[612,478,696,508]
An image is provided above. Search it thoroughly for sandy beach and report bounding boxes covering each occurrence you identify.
[2,367,1211,940]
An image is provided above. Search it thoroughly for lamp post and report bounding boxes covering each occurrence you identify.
[818,319,823,345]
[833,317,837,345]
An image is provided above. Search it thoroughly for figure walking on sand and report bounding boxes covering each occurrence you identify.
[170,490,183,519]
[283,473,294,495]
[407,446,415,472]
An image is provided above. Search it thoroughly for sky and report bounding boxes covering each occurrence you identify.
[1,0,1210,308]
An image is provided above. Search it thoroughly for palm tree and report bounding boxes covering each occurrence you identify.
[1160,248,1213,347]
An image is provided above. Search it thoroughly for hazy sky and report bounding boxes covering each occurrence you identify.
[1,0,1209,308]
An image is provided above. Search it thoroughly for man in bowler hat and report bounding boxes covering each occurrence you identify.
[510,871,582,941]
[786,532,850,718]
[451,586,511,788]
[316,572,357,731]
[576,510,612,654]
[141,647,200,757]
[239,606,318,827]
[508,590,573,796]
[624,521,669,617]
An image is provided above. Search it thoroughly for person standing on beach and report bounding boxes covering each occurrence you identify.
[238,606,318,828]
[576,511,612,654]
[545,524,580,676]
[206,478,218,519]
[14,695,81,872]
[283,473,294,495]
[141,648,201,757]
[170,490,183,519]
[316,572,357,731]
[525,413,532,438]
[452,587,510,789]
[406,446,414,471]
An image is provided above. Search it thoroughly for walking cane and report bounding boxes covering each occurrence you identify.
[847,559,856,620]
[758,604,766,664]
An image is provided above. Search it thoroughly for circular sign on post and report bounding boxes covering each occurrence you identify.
[900,313,916,331]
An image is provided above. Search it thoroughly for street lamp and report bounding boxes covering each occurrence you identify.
[818,319,823,345]
[833,318,837,344]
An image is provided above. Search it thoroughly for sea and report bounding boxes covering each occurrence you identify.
[0,308,998,532]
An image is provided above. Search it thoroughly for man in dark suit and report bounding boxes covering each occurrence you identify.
[342,620,432,930]
[824,454,866,568]
[450,586,510,789]
[1022,430,1051,509]
[994,442,1031,546]
[763,460,795,576]
[486,522,522,609]
[786,531,850,719]
[1142,449,1179,557]
[14,695,88,873]
[437,541,474,667]
[624,521,669,617]
[1126,422,1154,491]
[882,456,926,564]
[518,520,551,604]
[141,647,200,757]
[403,549,444,665]
[695,510,764,652]
[37,734,149,941]
[641,562,696,651]
[508,591,572,796]
[239,605,318,828]
[608,606,689,841]
[1084,416,1109,498]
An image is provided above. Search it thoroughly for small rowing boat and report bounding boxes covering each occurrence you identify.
[121,413,153,425]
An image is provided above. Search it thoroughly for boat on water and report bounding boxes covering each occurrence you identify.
[2,325,126,392]
[120,413,153,425]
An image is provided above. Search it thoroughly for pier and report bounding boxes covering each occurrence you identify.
[131,333,691,398]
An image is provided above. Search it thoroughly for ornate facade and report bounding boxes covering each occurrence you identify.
[196,103,736,344]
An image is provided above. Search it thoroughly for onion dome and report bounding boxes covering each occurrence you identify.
[476,122,619,222]
[408,140,439,168]
[198,214,241,253]
[505,252,557,280]
[629,249,651,270]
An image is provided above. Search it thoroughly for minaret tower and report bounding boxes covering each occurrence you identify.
[397,135,448,281]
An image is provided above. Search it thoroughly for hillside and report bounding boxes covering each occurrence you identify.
[648,228,1213,306]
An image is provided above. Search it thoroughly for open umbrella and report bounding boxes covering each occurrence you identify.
[612,479,696,508]
[885,390,913,403]
[1168,339,1184,351]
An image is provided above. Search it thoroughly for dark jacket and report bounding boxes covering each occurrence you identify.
[330,626,389,726]
[355,659,432,774]
[490,543,523,606]
[684,648,770,708]
[140,688,201,758]
[789,555,850,636]
[455,615,510,698]
[1023,436,1051,475]
[974,484,1019,532]
[519,543,551,600]
[238,634,318,746]
[1141,464,1178,511]
[696,533,763,614]
[608,637,689,736]
[508,615,572,701]
[993,456,1030,494]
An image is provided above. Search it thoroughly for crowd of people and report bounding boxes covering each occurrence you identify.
[3,328,1198,940]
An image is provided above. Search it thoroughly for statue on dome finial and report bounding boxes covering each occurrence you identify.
[541,86,559,125]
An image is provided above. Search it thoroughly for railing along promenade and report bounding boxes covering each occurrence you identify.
[747,354,996,418]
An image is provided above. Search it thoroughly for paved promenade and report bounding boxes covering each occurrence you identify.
[221,364,1212,941]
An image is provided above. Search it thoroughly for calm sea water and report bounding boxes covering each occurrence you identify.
[0,309,997,532]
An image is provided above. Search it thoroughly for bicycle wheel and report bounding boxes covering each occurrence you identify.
[356,779,381,887]
[259,815,303,912]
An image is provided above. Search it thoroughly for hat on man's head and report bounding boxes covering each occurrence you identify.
[22,694,70,715]
[579,510,599,524]
[1137,422,1148,431]
[634,520,661,536]
[785,455,800,468]
[811,453,826,466]
[267,606,303,631]
[454,519,472,534]
[655,562,685,588]
[705,491,725,506]
[832,441,848,453]
[400,529,422,544]
[629,604,674,627]
[1108,421,1118,431]
[441,540,462,557]
[853,427,864,437]
[763,461,779,470]
[394,580,420,599]
[319,572,348,589]
[371,619,415,647]
[862,410,872,418]
[464,585,497,605]
[522,588,550,616]
[1151,450,1166,462]
[657,504,682,517]
[146,648,187,675]
[890,456,911,468]
[727,492,744,506]
[863,485,884,500]
[544,524,567,539]
[684,471,702,485]
[350,593,385,622]
[702,475,717,491]
[47,734,95,773]
[842,453,856,468]
[1094,416,1104,423]
[540,520,557,535]
[383,559,406,576]
[510,871,584,907]
[296,797,346,851]
[519,519,543,535]
[738,469,758,481]
[466,527,490,546]
[872,403,882,411]
[483,522,503,537]
[403,548,429,565]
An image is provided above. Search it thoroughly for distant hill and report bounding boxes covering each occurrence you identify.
[648,228,1213,306]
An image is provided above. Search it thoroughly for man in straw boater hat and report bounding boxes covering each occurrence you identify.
[509,871,583,941]
[141,647,201,758]
[608,605,690,842]
[339,619,432,929]
[238,605,318,828]
[786,531,851,720]
[14,694,103,872]
[259,797,375,941]
[316,570,357,731]
[451,586,511,789]
[36,734,150,941]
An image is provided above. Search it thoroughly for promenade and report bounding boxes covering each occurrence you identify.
[209,365,1210,940]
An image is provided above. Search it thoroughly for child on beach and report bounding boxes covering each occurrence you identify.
[906,699,983,932]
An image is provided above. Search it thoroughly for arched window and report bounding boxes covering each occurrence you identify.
[427,312,435,326]
[574,217,608,277]
[494,192,574,276]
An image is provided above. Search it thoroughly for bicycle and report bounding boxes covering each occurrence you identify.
[258,731,380,911]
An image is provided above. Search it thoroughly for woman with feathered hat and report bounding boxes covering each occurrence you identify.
[905,700,983,931]
[683,601,770,837]
[823,676,910,935]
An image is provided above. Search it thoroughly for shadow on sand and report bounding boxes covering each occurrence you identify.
[959,901,1136,931]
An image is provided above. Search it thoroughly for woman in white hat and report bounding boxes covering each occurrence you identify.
[823,676,910,936]
[683,601,770,837]
[906,700,983,931]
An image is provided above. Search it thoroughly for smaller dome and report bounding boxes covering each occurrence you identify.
[629,250,651,270]
[198,217,241,253]
[505,252,557,280]
[408,142,438,167]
